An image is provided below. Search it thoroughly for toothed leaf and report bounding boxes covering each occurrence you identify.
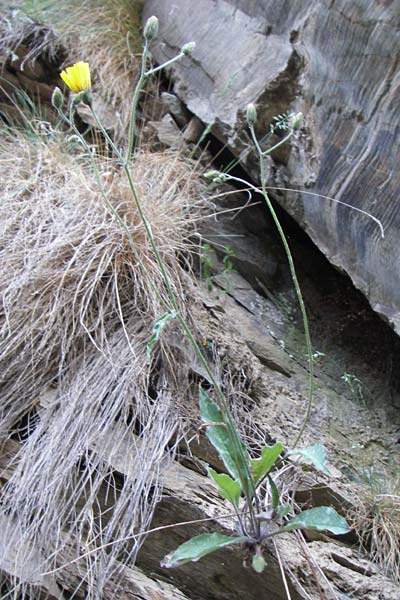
[208,468,241,507]
[250,443,283,484]
[199,387,251,494]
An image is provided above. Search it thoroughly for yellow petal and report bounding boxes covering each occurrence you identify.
[60,61,91,92]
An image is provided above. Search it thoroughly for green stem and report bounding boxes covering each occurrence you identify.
[251,123,314,448]
[147,52,185,76]
[126,47,187,163]
[89,104,260,532]
[126,39,150,163]
[261,130,293,156]
[59,104,170,315]
[213,164,313,446]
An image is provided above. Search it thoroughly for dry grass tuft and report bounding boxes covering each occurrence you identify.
[0,120,207,595]
[349,468,400,584]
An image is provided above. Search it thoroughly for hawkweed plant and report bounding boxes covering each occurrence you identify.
[51,16,350,578]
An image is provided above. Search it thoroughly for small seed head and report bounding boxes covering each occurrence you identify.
[246,103,257,126]
[182,42,196,56]
[144,16,159,41]
[291,111,303,130]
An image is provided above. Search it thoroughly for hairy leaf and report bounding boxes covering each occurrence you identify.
[208,468,241,507]
[199,387,251,494]
[252,553,266,573]
[287,444,330,474]
[160,533,247,568]
[250,443,283,484]
[267,475,279,510]
[146,310,176,359]
[275,503,291,519]
[283,506,350,535]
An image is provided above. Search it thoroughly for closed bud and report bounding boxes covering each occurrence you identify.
[204,170,228,184]
[71,90,92,107]
[182,41,196,56]
[51,86,64,109]
[144,16,159,41]
[290,111,303,130]
[246,103,257,126]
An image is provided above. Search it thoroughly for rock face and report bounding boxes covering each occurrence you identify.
[142,0,400,334]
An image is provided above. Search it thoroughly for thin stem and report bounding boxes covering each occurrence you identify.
[147,52,185,76]
[207,181,384,239]
[261,130,294,156]
[90,104,260,533]
[264,186,385,238]
[221,123,314,449]
[126,39,150,163]
[126,48,188,163]
[273,538,292,600]
[258,154,314,448]
[60,105,171,316]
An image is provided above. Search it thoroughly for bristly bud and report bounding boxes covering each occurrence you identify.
[51,86,64,109]
[204,170,228,184]
[71,90,92,107]
[246,103,257,126]
[144,16,159,41]
[182,42,196,56]
[290,112,303,130]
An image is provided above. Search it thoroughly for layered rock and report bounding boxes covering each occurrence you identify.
[142,0,400,334]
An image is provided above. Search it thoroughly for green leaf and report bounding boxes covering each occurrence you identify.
[251,553,266,573]
[208,468,241,507]
[275,503,291,519]
[250,443,283,484]
[287,444,330,474]
[267,475,279,510]
[160,533,247,568]
[199,387,251,494]
[146,311,176,360]
[283,506,351,535]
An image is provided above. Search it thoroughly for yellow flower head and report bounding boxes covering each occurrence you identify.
[60,61,91,92]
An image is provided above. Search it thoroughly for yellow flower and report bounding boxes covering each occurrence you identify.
[60,61,91,92]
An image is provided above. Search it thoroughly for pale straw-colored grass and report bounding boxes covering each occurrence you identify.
[0,122,207,596]
[349,470,400,585]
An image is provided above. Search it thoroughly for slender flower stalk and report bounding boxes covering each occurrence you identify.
[55,26,258,535]
[88,103,259,528]
[210,107,314,449]
[126,16,195,163]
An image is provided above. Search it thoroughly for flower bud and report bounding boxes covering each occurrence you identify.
[182,42,196,56]
[204,170,228,184]
[144,16,159,41]
[71,90,92,107]
[246,103,257,126]
[290,112,303,130]
[51,86,64,109]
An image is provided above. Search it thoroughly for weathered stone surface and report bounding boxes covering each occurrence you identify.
[142,0,400,334]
